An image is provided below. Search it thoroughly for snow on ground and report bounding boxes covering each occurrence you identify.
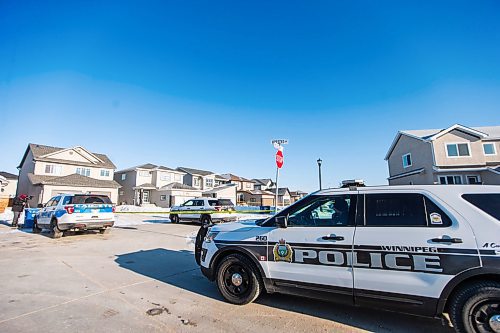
[115,205,171,213]
[0,208,14,225]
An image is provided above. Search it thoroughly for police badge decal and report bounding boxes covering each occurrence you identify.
[273,239,293,262]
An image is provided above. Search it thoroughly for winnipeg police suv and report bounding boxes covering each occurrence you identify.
[34,194,115,238]
[197,185,500,333]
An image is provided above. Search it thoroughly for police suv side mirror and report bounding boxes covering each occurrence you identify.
[275,216,288,228]
[37,204,44,208]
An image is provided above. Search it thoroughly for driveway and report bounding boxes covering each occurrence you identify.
[0,216,454,332]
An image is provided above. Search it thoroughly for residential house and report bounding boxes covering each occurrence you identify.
[237,189,275,207]
[252,178,275,191]
[267,187,292,206]
[385,124,500,185]
[17,144,120,205]
[214,175,230,187]
[221,173,255,205]
[290,190,308,203]
[0,171,18,200]
[114,164,189,207]
[177,167,216,191]
[202,183,237,205]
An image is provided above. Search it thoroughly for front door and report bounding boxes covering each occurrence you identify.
[142,190,150,204]
[266,194,357,304]
[353,192,480,316]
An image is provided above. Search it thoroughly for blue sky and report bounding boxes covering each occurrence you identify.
[1,1,499,192]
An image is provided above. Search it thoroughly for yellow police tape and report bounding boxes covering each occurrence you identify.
[115,210,274,215]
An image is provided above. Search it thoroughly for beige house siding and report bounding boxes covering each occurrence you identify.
[433,130,489,167]
[17,150,36,206]
[1,179,18,199]
[115,170,138,205]
[33,161,114,180]
[387,135,434,185]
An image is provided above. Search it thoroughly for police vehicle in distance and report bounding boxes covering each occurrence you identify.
[33,194,115,238]
[169,197,236,225]
[196,185,500,333]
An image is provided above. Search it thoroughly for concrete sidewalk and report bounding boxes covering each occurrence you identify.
[0,222,453,333]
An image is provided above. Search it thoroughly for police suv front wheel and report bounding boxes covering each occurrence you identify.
[216,254,262,305]
[449,281,500,333]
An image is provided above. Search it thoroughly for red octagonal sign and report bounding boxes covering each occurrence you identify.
[276,150,284,169]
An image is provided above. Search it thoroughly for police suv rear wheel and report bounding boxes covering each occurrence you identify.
[216,254,261,305]
[449,281,500,333]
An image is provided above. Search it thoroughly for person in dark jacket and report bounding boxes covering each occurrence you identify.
[12,194,28,227]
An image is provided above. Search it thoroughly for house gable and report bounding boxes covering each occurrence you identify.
[41,146,103,165]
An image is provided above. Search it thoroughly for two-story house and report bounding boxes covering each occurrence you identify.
[17,144,120,205]
[176,167,216,191]
[385,124,500,185]
[252,178,275,191]
[114,164,194,207]
[0,171,18,200]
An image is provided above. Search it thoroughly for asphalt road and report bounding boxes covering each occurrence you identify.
[0,218,455,333]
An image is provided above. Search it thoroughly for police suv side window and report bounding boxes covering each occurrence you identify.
[365,193,426,227]
[287,195,355,227]
[51,196,61,207]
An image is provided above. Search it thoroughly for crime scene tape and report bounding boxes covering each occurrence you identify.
[115,209,275,214]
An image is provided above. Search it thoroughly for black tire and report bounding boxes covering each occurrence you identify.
[32,218,42,234]
[50,219,63,239]
[449,281,500,333]
[200,215,211,226]
[170,214,179,224]
[216,254,262,305]
[99,228,110,234]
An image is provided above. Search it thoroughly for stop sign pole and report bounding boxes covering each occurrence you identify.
[272,139,288,214]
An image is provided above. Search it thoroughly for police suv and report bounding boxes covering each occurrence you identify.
[34,194,115,238]
[196,185,500,333]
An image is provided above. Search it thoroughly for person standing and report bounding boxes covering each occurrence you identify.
[12,194,28,228]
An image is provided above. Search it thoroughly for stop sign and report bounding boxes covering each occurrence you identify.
[276,150,284,169]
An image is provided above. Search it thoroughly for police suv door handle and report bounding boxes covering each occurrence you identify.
[430,237,463,244]
[322,235,345,241]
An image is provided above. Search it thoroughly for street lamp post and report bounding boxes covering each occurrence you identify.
[317,158,322,190]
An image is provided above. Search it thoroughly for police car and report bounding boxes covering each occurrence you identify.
[33,194,115,238]
[170,198,236,225]
[196,185,500,333]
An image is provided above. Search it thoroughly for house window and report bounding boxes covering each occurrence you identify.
[194,178,201,186]
[119,190,124,195]
[160,195,167,201]
[466,175,481,185]
[250,198,256,202]
[205,179,213,187]
[446,143,470,157]
[483,143,497,156]
[121,174,127,181]
[439,175,463,185]
[100,169,110,177]
[160,174,171,182]
[45,164,62,175]
[245,182,252,188]
[139,171,149,177]
[402,153,412,168]
[76,168,91,177]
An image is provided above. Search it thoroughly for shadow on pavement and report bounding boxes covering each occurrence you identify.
[115,248,453,333]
